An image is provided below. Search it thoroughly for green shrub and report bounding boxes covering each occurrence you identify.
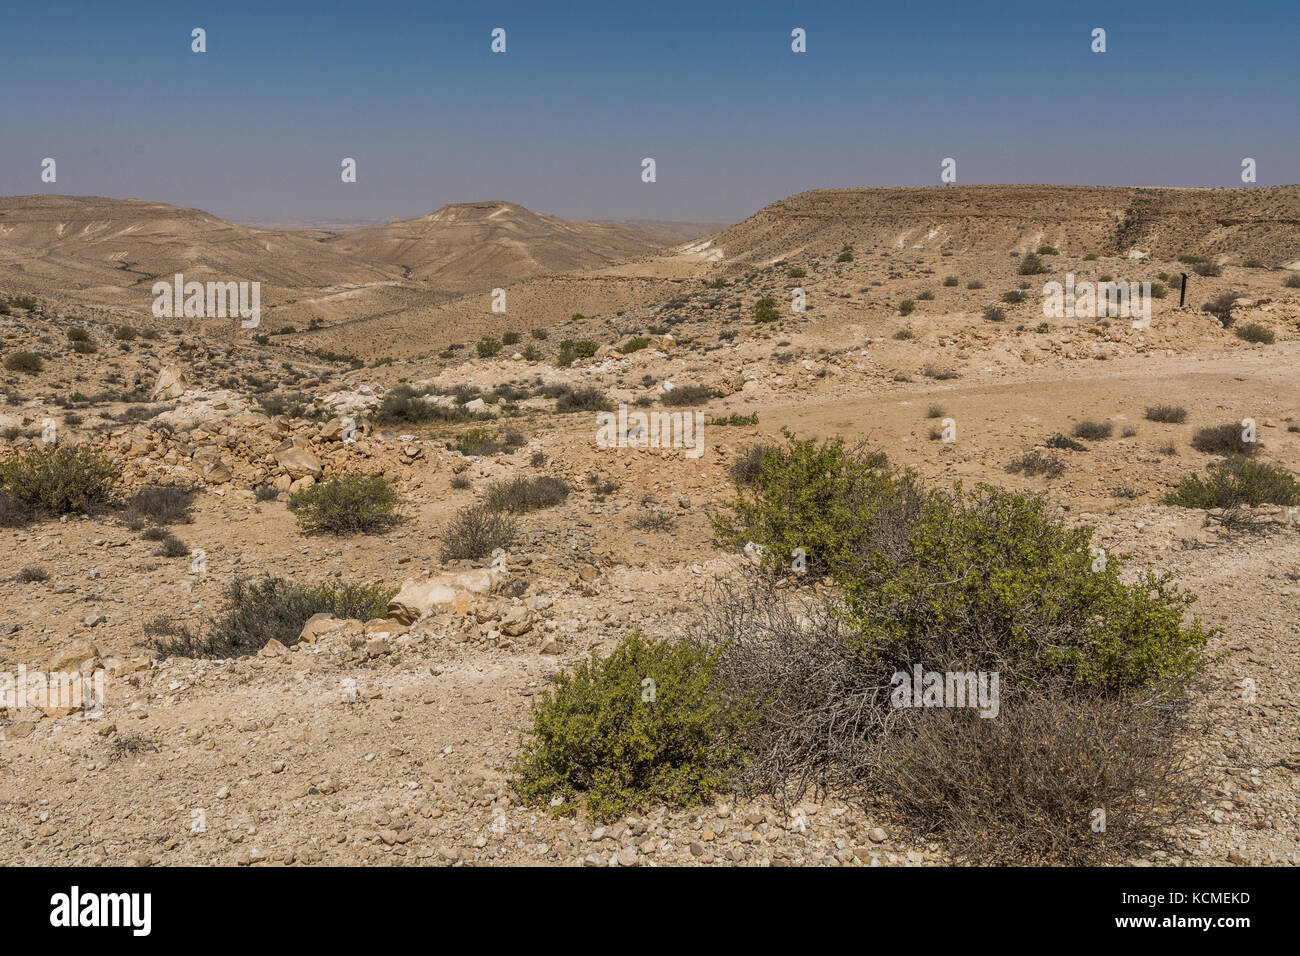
[70,339,97,354]
[502,331,521,346]
[898,299,916,316]
[155,577,393,657]
[66,327,90,343]
[752,297,779,322]
[1018,253,1048,275]
[838,482,1209,690]
[1163,458,1300,509]
[113,326,137,341]
[372,386,480,425]
[715,433,1210,692]
[454,428,500,456]
[1235,322,1275,344]
[476,337,502,358]
[712,431,893,577]
[512,632,752,821]
[787,267,807,279]
[0,445,119,514]
[620,336,651,354]
[4,352,43,374]
[290,473,404,534]
[942,276,959,286]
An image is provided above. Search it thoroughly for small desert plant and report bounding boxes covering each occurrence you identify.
[1072,420,1113,441]
[1006,450,1066,478]
[554,386,610,413]
[898,300,916,316]
[753,297,780,322]
[439,504,517,561]
[1018,253,1048,276]
[1191,423,1259,457]
[1164,458,1300,509]
[1045,433,1086,451]
[502,331,522,346]
[290,473,404,534]
[123,484,197,526]
[484,475,570,514]
[17,566,48,583]
[476,337,503,358]
[1235,322,1275,344]
[1282,274,1300,289]
[1202,292,1241,325]
[196,577,391,656]
[455,428,500,456]
[113,325,138,341]
[512,632,752,822]
[942,276,959,286]
[4,352,43,374]
[1145,405,1187,424]
[153,535,190,558]
[661,385,713,407]
[631,508,677,532]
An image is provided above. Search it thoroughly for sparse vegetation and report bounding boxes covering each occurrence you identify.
[154,577,392,657]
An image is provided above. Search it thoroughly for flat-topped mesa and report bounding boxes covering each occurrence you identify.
[704,185,1300,267]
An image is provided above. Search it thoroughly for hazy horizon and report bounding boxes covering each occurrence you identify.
[3,0,1297,226]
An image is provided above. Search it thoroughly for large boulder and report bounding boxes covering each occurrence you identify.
[386,569,500,624]
[274,438,322,479]
[151,366,188,400]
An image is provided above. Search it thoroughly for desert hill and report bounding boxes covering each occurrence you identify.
[318,201,681,291]
[0,195,402,295]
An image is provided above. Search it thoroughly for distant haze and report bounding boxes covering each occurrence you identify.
[2,0,1296,226]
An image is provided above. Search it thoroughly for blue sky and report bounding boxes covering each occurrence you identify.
[2,0,1296,224]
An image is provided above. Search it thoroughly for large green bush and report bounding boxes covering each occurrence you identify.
[838,482,1210,691]
[711,431,894,577]
[512,632,753,821]
[714,432,1210,692]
